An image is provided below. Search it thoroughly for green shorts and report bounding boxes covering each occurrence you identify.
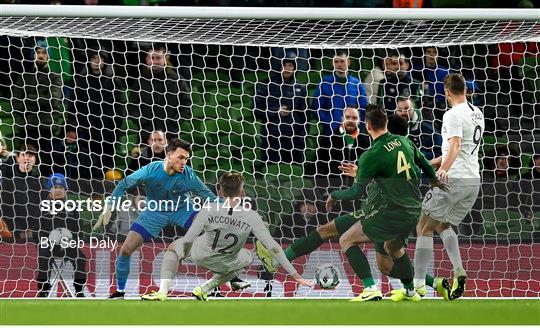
[334,208,415,255]
[361,208,418,245]
[334,213,359,236]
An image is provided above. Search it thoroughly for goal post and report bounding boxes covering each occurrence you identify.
[0,5,538,298]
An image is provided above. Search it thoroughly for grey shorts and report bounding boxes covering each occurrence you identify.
[422,185,480,226]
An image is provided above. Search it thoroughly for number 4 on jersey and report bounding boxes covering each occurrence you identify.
[397,151,412,181]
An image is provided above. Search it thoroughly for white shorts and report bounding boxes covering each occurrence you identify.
[422,184,480,226]
[191,246,253,275]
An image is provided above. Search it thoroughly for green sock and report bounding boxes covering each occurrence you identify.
[392,253,414,290]
[344,246,374,288]
[287,230,324,261]
[284,247,297,261]
[426,274,435,288]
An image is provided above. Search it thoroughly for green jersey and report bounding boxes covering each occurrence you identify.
[331,132,436,215]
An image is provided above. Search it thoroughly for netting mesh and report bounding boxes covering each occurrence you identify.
[0,15,538,298]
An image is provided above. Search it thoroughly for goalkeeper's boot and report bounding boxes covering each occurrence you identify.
[434,277,452,301]
[450,268,467,300]
[192,286,208,301]
[108,291,125,299]
[141,291,167,301]
[230,280,251,292]
[255,240,278,273]
[390,288,422,302]
[349,286,383,302]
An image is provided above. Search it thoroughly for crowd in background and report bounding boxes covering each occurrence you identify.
[0,2,538,246]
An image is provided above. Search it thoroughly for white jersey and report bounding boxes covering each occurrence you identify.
[441,101,484,184]
[182,200,296,275]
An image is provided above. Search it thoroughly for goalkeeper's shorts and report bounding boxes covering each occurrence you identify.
[130,209,198,241]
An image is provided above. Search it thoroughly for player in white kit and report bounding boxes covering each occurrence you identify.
[142,172,312,301]
[407,73,485,301]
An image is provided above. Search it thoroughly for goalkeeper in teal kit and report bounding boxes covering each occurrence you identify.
[93,139,248,299]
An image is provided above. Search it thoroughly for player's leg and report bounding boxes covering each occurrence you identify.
[193,249,253,300]
[434,185,479,299]
[141,238,187,301]
[374,244,445,298]
[413,213,439,292]
[110,226,146,298]
[257,214,355,272]
[170,209,250,294]
[384,239,420,302]
[194,271,240,301]
[338,220,382,302]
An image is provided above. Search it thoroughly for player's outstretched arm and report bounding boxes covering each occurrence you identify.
[253,219,313,287]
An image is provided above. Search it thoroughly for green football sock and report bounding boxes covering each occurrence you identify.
[426,274,435,288]
[392,253,414,290]
[344,246,374,288]
[285,230,324,261]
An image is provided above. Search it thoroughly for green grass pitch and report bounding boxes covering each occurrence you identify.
[1,299,539,325]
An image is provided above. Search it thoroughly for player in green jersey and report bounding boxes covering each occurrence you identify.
[256,112,450,300]
[328,104,447,302]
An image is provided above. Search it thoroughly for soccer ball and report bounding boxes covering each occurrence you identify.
[315,264,340,289]
[48,228,73,244]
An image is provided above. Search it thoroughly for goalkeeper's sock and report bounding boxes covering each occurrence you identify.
[413,236,433,289]
[392,253,414,290]
[200,272,238,294]
[158,250,180,295]
[440,228,465,276]
[344,246,374,288]
[116,255,131,292]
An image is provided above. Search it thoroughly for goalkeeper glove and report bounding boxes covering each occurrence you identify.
[92,204,112,231]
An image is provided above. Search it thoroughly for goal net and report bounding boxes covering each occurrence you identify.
[0,6,538,298]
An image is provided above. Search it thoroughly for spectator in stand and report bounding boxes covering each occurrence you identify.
[314,49,368,135]
[128,45,192,141]
[67,50,126,176]
[308,106,370,186]
[275,188,328,243]
[0,137,16,166]
[36,173,87,298]
[491,40,539,112]
[254,57,308,163]
[364,50,394,104]
[483,145,521,182]
[11,39,63,176]
[394,96,442,160]
[307,106,370,214]
[377,52,422,112]
[127,130,167,175]
[0,144,43,242]
[52,127,93,180]
[412,46,479,128]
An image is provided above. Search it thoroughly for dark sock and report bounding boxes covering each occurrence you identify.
[344,246,374,288]
[393,253,414,290]
[286,230,324,261]
[230,276,242,283]
[426,274,435,288]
